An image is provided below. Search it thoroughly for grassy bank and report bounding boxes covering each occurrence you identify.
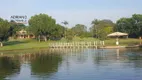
[0,39,49,51]
[105,38,141,46]
[59,37,140,46]
[0,38,141,51]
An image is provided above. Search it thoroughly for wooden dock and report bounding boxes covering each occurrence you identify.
[48,41,105,49]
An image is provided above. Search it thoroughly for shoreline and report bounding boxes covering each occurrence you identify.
[99,45,140,49]
[0,45,140,52]
[0,38,141,52]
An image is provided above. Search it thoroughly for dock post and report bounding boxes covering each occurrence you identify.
[94,41,95,48]
[96,41,98,49]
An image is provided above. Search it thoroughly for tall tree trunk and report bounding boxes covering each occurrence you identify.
[0,42,3,47]
[38,35,41,42]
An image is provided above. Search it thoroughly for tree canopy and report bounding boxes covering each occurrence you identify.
[71,24,87,38]
[9,20,26,37]
[0,18,10,46]
[61,21,68,26]
[115,14,142,38]
[0,13,142,45]
[91,19,114,40]
[50,24,65,40]
[29,14,64,41]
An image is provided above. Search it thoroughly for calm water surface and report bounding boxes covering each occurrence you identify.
[0,48,142,80]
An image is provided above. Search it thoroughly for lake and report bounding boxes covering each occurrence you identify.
[0,48,142,80]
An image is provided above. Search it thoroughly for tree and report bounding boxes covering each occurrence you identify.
[61,21,69,38]
[61,21,68,26]
[71,24,87,38]
[91,19,100,38]
[50,24,65,40]
[29,14,56,41]
[132,14,142,37]
[66,29,74,41]
[91,19,100,25]
[91,19,114,40]
[0,18,10,46]
[9,20,26,37]
[115,14,142,38]
[115,18,134,36]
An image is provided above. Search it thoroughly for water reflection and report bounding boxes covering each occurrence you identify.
[125,48,142,60]
[93,49,118,65]
[92,48,142,68]
[0,56,20,79]
[30,52,62,78]
[124,48,142,68]
[0,48,142,80]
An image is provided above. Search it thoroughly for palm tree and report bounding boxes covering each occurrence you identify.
[91,19,100,38]
[91,19,99,25]
[62,21,68,26]
[61,21,69,39]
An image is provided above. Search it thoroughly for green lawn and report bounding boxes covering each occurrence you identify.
[0,39,49,51]
[105,38,141,46]
[58,37,141,46]
[0,38,141,51]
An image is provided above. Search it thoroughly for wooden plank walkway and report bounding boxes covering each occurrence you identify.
[48,41,105,49]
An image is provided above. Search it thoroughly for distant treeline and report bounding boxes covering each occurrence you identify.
[0,13,142,43]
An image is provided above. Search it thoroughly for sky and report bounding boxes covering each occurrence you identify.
[0,0,142,28]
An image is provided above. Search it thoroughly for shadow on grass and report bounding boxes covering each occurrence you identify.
[4,41,28,46]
